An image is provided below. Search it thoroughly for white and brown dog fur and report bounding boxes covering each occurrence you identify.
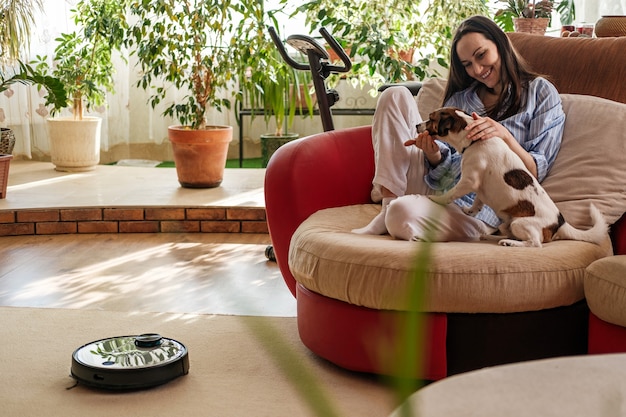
[417,107,607,247]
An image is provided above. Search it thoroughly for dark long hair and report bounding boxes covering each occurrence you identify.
[444,15,539,120]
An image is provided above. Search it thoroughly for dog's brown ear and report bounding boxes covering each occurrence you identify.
[438,110,468,136]
[437,113,454,137]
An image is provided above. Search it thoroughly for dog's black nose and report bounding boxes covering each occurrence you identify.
[416,121,429,134]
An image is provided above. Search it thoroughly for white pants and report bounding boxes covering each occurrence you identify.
[370,87,493,241]
[385,195,492,241]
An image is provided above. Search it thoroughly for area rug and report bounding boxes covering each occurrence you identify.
[0,307,397,417]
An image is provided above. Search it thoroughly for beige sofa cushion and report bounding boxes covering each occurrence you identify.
[584,255,626,327]
[543,94,626,228]
[416,79,626,229]
[289,204,612,313]
[416,77,446,121]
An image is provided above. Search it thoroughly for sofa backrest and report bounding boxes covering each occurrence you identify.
[507,33,626,104]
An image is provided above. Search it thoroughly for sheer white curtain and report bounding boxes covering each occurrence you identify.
[0,1,68,158]
[576,0,626,23]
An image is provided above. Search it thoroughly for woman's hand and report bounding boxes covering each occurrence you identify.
[404,131,441,165]
[467,112,539,178]
[465,112,510,141]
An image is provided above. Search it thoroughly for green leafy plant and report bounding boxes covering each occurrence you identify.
[1,61,67,111]
[245,231,434,417]
[232,0,314,136]
[36,0,128,119]
[494,0,575,31]
[0,0,40,67]
[556,0,575,26]
[296,0,424,90]
[295,0,488,92]
[126,0,236,130]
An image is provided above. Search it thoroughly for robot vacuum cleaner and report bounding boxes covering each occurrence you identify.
[71,333,189,390]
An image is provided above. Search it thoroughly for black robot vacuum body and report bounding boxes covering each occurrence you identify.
[71,333,189,390]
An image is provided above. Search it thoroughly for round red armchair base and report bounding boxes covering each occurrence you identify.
[296,284,589,381]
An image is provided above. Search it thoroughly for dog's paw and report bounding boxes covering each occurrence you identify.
[498,238,521,247]
[499,238,542,248]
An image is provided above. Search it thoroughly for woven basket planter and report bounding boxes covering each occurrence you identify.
[595,16,626,37]
[514,18,549,35]
[0,128,16,155]
[0,153,13,199]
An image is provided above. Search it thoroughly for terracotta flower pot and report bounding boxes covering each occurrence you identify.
[514,18,550,35]
[168,125,233,188]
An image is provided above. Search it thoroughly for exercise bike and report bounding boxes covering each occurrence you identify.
[264,27,352,261]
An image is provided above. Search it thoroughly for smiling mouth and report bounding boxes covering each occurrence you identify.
[480,68,492,80]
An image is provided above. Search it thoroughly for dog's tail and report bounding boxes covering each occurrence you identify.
[554,204,608,245]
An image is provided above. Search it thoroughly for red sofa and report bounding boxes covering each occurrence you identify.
[265,33,626,380]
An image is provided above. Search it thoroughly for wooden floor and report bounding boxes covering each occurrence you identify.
[0,162,297,317]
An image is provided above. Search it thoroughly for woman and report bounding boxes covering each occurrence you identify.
[352,15,565,241]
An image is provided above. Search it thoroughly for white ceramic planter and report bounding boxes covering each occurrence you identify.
[47,116,102,172]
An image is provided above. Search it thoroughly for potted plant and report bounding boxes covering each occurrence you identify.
[232,0,315,167]
[1,0,67,156]
[37,0,128,171]
[295,0,488,92]
[126,0,236,188]
[256,60,314,168]
[494,0,575,34]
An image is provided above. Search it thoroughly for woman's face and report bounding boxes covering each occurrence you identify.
[456,32,502,93]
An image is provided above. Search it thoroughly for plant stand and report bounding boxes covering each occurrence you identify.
[0,154,13,199]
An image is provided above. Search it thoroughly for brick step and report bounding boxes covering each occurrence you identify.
[0,206,267,236]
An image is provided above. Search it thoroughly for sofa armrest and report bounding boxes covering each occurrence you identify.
[264,125,375,295]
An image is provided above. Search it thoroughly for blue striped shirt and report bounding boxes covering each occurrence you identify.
[424,77,565,228]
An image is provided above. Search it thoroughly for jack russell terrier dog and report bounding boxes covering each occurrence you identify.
[414,107,607,248]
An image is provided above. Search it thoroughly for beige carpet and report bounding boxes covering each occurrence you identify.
[0,307,397,417]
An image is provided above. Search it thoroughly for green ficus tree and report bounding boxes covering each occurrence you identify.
[126,0,236,130]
